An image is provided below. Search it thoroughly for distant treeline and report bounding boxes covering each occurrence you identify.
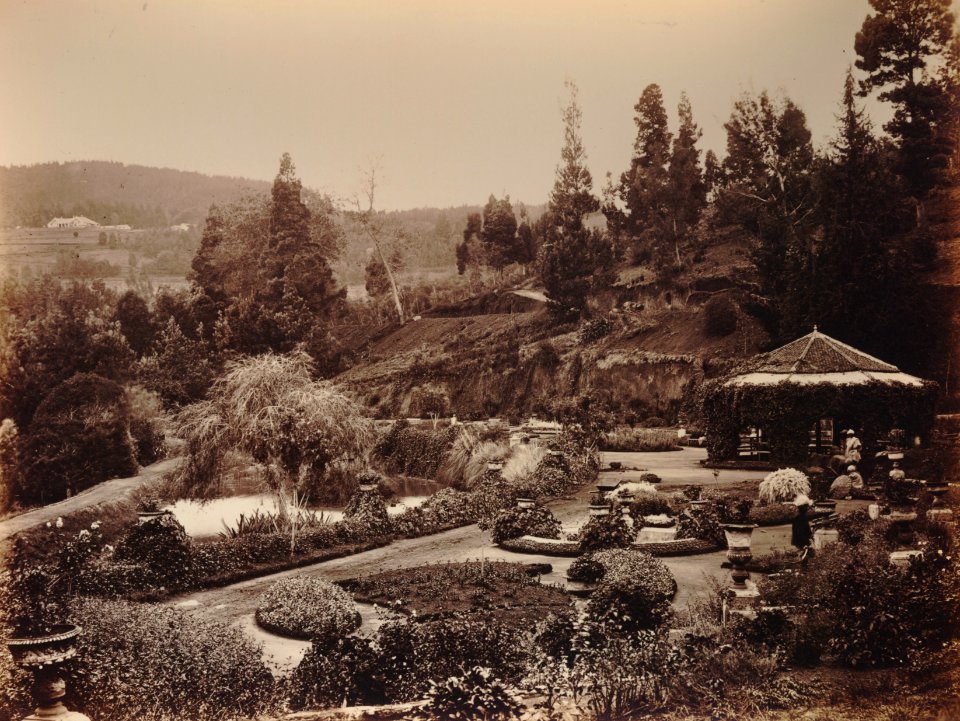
[0,161,271,228]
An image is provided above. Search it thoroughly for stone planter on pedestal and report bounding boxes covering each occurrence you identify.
[516,497,535,510]
[7,625,90,721]
[690,499,712,513]
[588,502,611,517]
[136,510,170,525]
[722,524,759,621]
[923,481,953,523]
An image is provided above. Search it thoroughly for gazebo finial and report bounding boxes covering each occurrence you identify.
[813,324,818,333]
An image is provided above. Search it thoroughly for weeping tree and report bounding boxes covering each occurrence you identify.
[172,351,374,552]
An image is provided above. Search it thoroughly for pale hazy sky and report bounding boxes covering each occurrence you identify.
[1,0,956,209]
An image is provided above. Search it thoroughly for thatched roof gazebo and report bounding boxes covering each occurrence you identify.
[702,329,938,464]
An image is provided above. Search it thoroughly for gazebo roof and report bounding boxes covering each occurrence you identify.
[725,329,926,388]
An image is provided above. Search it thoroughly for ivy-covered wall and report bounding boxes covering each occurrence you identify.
[701,379,939,464]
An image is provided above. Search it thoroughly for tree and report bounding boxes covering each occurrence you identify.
[665,93,707,266]
[540,81,609,321]
[718,91,818,338]
[351,164,405,325]
[190,205,227,302]
[812,70,916,359]
[364,246,404,298]
[609,84,672,262]
[456,212,485,276]
[138,317,216,407]
[114,289,156,357]
[855,0,956,197]
[20,373,138,505]
[480,195,519,273]
[173,351,374,553]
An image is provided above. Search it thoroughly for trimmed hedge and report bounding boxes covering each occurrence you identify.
[499,534,717,558]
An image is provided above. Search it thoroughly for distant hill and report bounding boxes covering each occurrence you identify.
[0,161,271,228]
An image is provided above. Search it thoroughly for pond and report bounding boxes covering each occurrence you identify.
[164,494,430,538]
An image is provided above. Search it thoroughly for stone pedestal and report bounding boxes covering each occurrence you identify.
[927,508,954,523]
[890,549,923,568]
[813,528,839,550]
[722,580,760,624]
[868,503,881,520]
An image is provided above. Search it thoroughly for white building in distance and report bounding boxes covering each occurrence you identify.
[47,216,100,229]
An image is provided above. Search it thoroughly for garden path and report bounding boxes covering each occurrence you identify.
[0,456,182,541]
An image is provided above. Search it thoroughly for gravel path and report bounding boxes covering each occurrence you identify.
[0,457,182,541]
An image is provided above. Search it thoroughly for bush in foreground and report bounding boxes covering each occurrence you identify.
[424,666,522,721]
[68,597,275,720]
[587,550,676,631]
[256,576,361,645]
[578,512,634,553]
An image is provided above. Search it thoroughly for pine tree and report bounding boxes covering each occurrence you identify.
[665,93,707,266]
[613,84,672,261]
[540,81,609,321]
[855,0,955,197]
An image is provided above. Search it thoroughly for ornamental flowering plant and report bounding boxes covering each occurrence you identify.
[421,666,522,721]
[759,468,811,504]
[490,504,562,544]
[3,517,106,636]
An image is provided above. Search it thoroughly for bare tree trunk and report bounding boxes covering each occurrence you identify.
[359,164,405,325]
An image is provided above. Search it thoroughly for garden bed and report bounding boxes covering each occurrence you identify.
[339,561,570,626]
[498,534,719,557]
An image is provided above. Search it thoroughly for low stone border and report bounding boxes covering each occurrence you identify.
[499,535,718,557]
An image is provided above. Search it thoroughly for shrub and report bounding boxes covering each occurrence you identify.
[602,427,680,452]
[287,636,382,709]
[20,373,138,505]
[579,316,613,344]
[501,443,546,484]
[417,487,476,527]
[835,509,873,546]
[759,468,811,504]
[748,503,798,526]
[68,597,275,720]
[490,504,562,544]
[342,484,390,536]
[113,513,192,590]
[256,576,361,646]
[629,491,673,518]
[703,294,738,336]
[578,512,634,553]
[424,666,522,721]
[567,555,606,583]
[638,472,662,484]
[125,384,167,465]
[587,551,676,631]
[675,507,726,548]
[374,421,457,478]
[0,418,21,513]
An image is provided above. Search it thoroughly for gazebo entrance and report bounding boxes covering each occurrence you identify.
[809,418,835,455]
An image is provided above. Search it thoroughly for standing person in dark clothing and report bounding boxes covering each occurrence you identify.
[792,501,813,560]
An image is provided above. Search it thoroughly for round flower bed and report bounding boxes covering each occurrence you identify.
[256,577,361,646]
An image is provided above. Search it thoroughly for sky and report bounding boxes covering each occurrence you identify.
[1,0,957,210]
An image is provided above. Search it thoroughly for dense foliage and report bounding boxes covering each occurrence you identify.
[758,468,811,504]
[587,550,677,631]
[578,512,634,553]
[490,504,562,544]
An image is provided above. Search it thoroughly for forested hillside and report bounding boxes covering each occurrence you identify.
[0,161,271,228]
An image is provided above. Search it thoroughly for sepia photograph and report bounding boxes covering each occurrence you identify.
[1,1,959,719]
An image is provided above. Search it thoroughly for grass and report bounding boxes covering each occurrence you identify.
[602,427,682,452]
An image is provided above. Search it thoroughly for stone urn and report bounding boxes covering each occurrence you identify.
[136,509,171,525]
[887,506,919,548]
[722,524,757,592]
[487,461,505,472]
[516,497,535,510]
[813,499,837,516]
[690,499,712,513]
[922,480,952,521]
[7,625,90,721]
